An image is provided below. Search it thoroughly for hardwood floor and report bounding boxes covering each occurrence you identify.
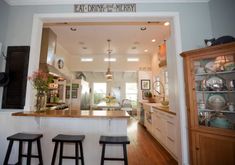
[127,118,178,165]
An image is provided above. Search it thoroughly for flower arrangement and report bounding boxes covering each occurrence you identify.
[28,70,53,111]
[28,70,53,92]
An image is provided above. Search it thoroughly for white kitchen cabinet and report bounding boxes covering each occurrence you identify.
[151,107,177,159]
[144,104,152,133]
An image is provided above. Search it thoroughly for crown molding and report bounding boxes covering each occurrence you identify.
[4,0,210,6]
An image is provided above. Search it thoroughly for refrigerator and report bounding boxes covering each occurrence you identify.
[68,79,90,110]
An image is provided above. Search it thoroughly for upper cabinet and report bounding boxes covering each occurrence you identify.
[181,42,235,165]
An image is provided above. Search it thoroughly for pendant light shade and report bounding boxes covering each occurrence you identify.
[105,39,112,80]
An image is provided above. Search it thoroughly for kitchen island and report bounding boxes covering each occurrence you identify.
[0,110,129,165]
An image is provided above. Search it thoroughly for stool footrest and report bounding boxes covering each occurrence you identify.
[21,154,40,158]
[104,157,125,161]
[62,156,82,159]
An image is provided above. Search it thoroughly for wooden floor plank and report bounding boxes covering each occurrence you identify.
[128,118,178,165]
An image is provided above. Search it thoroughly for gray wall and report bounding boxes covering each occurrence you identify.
[0,0,9,44]
[209,0,235,38]
[0,0,9,69]
[4,3,213,51]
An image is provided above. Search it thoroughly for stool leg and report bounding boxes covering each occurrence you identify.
[123,144,128,165]
[75,142,79,165]
[27,142,32,165]
[3,140,14,165]
[59,142,64,165]
[37,139,43,165]
[18,141,23,165]
[100,144,106,165]
[51,142,59,165]
[79,142,84,165]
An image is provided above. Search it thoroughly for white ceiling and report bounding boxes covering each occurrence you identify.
[47,22,170,58]
[4,0,209,6]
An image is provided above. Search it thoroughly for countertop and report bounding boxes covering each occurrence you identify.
[12,110,130,118]
[140,101,176,115]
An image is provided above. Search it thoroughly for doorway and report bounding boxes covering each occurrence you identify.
[25,12,187,165]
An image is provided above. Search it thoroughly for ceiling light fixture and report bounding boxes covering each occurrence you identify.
[144,49,148,52]
[164,21,170,26]
[140,26,147,31]
[81,58,93,62]
[104,58,116,62]
[127,58,139,62]
[70,27,77,31]
[105,39,112,81]
[152,39,156,42]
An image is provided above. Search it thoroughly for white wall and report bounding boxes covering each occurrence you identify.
[209,0,235,38]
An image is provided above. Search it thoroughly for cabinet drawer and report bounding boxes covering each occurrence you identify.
[166,120,176,140]
[166,136,177,156]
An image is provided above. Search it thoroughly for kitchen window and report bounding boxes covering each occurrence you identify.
[93,83,107,104]
[125,83,137,107]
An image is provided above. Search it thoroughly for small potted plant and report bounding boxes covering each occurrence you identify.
[144,91,156,103]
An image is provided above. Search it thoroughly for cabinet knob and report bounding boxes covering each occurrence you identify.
[196,147,199,151]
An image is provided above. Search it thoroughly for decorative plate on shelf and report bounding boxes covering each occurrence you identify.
[204,61,216,73]
[207,94,226,110]
[202,75,226,91]
[224,62,235,71]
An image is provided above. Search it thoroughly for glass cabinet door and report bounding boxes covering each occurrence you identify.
[193,54,235,130]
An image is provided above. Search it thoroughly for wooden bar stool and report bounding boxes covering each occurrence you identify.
[4,133,43,165]
[51,134,85,165]
[99,136,130,165]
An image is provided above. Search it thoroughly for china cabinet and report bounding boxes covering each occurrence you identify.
[181,42,235,165]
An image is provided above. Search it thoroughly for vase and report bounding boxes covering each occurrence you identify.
[35,91,47,112]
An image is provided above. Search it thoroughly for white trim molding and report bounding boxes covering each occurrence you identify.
[4,0,210,6]
[26,11,188,165]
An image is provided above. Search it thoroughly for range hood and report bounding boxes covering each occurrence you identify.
[39,28,65,78]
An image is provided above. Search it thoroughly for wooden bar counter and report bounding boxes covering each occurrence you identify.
[12,110,130,118]
[0,110,129,165]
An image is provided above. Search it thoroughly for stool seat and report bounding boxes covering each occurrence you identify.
[7,133,43,141]
[51,134,85,165]
[99,136,130,144]
[99,135,130,165]
[4,132,43,165]
[52,134,85,142]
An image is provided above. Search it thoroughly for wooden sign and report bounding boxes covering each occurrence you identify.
[74,4,136,13]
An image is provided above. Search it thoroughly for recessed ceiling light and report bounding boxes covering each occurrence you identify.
[79,42,85,45]
[164,21,170,26]
[152,39,156,42]
[140,26,147,31]
[132,46,137,50]
[144,49,148,52]
[104,58,116,62]
[70,27,77,31]
[81,58,93,62]
[82,47,87,50]
[127,58,139,62]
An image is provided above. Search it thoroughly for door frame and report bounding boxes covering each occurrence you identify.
[25,12,188,165]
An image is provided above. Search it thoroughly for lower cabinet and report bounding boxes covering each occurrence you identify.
[192,131,235,165]
[152,109,177,159]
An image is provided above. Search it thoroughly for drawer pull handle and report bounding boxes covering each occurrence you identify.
[167,137,174,142]
[156,128,161,132]
[167,121,174,125]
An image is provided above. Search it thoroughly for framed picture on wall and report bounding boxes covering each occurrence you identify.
[141,79,150,90]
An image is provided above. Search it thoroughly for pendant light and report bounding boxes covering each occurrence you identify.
[105,39,112,80]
